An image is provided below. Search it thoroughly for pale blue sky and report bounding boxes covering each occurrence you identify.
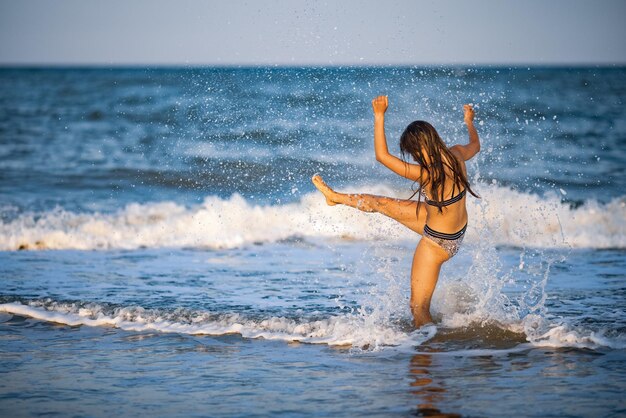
[1,0,625,66]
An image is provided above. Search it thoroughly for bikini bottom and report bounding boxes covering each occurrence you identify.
[423,223,467,258]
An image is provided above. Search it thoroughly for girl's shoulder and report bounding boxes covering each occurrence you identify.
[448,145,465,162]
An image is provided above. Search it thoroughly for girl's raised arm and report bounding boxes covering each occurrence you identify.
[451,104,481,161]
[371,96,422,181]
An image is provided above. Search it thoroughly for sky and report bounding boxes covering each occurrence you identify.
[1,0,625,66]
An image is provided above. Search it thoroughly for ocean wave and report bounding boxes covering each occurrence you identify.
[526,321,626,350]
[1,300,623,351]
[0,184,624,251]
[0,300,418,350]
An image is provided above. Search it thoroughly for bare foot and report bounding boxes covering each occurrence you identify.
[413,318,435,329]
[411,307,434,328]
[311,174,338,206]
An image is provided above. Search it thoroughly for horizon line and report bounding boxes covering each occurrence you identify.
[1,62,625,69]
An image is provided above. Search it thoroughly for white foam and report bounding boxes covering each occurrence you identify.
[468,185,626,249]
[523,315,626,350]
[2,299,623,351]
[0,184,624,251]
[0,301,420,350]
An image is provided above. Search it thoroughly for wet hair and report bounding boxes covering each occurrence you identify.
[399,120,479,213]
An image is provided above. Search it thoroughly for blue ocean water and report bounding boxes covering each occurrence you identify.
[0,66,625,417]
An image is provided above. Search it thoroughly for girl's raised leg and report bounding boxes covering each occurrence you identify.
[312,174,426,234]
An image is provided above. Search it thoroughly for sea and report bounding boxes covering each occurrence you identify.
[0,66,624,417]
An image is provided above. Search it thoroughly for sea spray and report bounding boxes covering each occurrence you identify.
[430,181,562,339]
[434,235,520,329]
[357,242,414,326]
[429,186,620,351]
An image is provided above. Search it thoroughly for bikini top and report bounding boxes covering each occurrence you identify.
[420,188,466,207]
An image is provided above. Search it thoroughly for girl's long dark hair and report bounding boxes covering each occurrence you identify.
[399,120,479,213]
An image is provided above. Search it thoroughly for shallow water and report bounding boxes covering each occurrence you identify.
[2,318,624,418]
[1,66,625,416]
[1,244,625,417]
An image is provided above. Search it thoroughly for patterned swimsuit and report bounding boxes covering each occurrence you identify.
[420,189,467,258]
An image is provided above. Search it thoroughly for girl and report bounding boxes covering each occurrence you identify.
[312,95,480,327]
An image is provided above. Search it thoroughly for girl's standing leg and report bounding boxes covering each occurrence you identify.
[312,175,427,234]
[410,238,449,327]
